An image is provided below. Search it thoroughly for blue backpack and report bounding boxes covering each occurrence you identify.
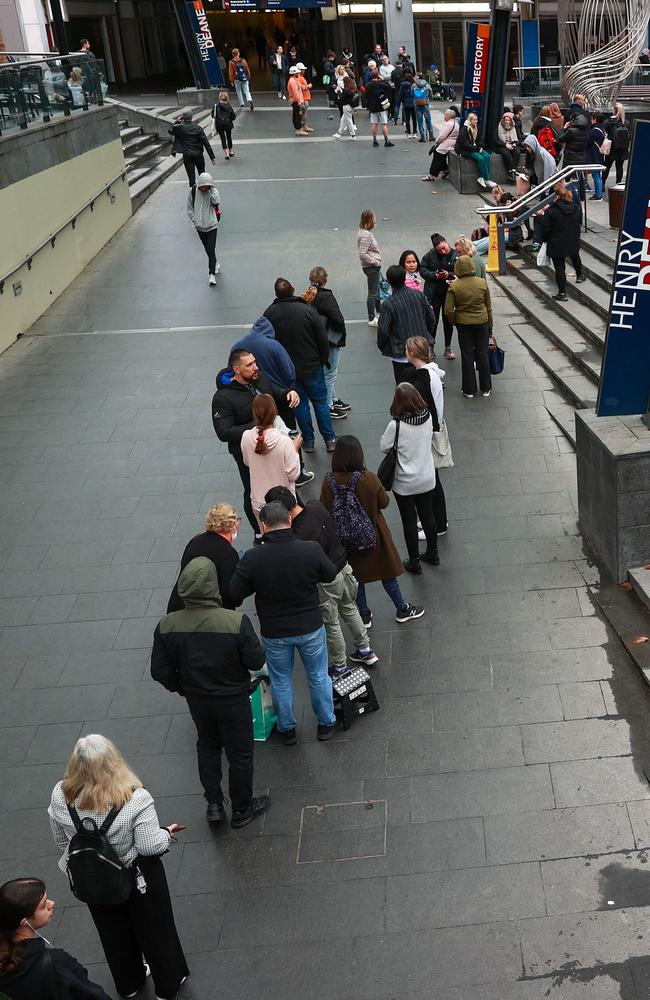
[235,61,249,82]
[327,471,377,553]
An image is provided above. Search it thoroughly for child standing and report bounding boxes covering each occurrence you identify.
[212,91,236,160]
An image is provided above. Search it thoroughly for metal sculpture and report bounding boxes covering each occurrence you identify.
[558,0,649,106]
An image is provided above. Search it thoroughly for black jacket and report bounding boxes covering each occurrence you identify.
[152,557,265,702]
[404,367,440,430]
[0,938,110,1000]
[229,528,337,637]
[291,499,347,572]
[556,112,589,165]
[605,115,630,156]
[455,123,480,157]
[311,286,346,347]
[376,286,434,358]
[263,296,329,378]
[364,79,390,114]
[167,531,239,612]
[169,121,214,159]
[420,246,458,300]
[212,369,287,458]
[539,192,582,257]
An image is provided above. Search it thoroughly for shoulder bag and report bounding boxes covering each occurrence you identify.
[377,420,400,490]
[432,419,453,469]
[488,332,506,375]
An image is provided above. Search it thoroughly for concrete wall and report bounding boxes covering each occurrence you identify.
[576,409,650,583]
[0,106,131,352]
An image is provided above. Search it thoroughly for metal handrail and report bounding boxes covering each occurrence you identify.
[474,163,605,217]
[0,170,127,293]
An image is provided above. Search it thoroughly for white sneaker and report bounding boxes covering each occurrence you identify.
[282,94,287,100]
[208,274,216,286]
[476,176,487,188]
[367,316,379,327]
[418,529,426,541]
[332,132,343,139]
[214,260,221,275]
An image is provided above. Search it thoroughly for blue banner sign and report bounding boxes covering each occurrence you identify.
[461,22,490,123]
[597,120,650,415]
[185,0,224,85]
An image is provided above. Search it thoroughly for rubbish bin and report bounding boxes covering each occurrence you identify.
[608,183,626,229]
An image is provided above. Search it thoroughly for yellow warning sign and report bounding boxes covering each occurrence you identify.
[486,212,500,273]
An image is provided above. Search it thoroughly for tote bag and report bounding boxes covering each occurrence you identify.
[488,334,505,375]
[432,419,454,469]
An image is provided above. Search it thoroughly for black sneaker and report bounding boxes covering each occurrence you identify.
[395,604,425,623]
[206,802,226,825]
[278,727,297,746]
[349,647,379,666]
[333,398,351,412]
[373,139,379,147]
[249,100,254,111]
[553,292,569,302]
[403,557,422,574]
[296,470,315,487]
[317,721,339,741]
[329,407,347,420]
[384,140,395,147]
[421,550,440,566]
[231,794,270,829]
[575,274,587,283]
[303,441,316,453]
[360,609,372,629]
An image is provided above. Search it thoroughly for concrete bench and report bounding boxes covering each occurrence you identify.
[448,150,525,195]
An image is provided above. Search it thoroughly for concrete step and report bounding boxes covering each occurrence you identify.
[124,142,167,171]
[544,393,578,446]
[505,257,607,350]
[129,153,183,213]
[127,164,156,186]
[519,242,614,295]
[510,323,599,408]
[118,118,128,129]
[122,131,154,155]
[510,301,602,383]
[119,125,142,141]
[509,255,611,321]
[580,225,618,267]
[629,566,650,612]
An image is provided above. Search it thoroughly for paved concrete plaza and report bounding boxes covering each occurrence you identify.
[1,100,650,999]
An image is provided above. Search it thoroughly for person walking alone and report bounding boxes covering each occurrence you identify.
[445,255,493,398]
[334,75,357,138]
[538,180,585,302]
[152,557,270,828]
[228,48,253,110]
[270,45,288,98]
[212,90,236,160]
[48,735,189,1000]
[380,383,439,574]
[187,172,220,286]
[357,208,382,327]
[169,109,215,187]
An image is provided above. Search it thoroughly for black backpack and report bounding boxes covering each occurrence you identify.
[66,805,133,905]
[613,121,629,151]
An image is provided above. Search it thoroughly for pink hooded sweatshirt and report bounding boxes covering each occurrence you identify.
[241,426,300,511]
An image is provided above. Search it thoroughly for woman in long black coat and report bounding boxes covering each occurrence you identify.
[538,181,585,302]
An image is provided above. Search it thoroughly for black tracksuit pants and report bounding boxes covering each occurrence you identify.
[187,695,254,812]
[183,153,205,186]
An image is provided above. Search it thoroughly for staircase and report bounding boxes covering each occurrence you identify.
[489,222,616,447]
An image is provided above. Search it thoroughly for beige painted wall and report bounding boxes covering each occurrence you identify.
[0,137,131,352]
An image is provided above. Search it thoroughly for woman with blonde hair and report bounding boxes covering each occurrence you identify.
[454,112,494,189]
[454,235,485,278]
[167,502,241,612]
[603,101,629,184]
[241,394,301,518]
[357,209,382,326]
[48,735,188,1000]
[302,266,349,417]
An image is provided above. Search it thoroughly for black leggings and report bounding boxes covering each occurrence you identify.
[403,107,417,134]
[216,126,233,151]
[394,489,438,559]
[603,153,624,184]
[551,254,583,294]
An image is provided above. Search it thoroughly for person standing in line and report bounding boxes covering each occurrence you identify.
[228,48,253,110]
[152,558,270,828]
[265,486,378,672]
[187,171,220,286]
[445,255,493,398]
[422,105,459,182]
[270,45,288,98]
[412,70,434,142]
[0,877,111,1000]
[48,736,189,1000]
[357,208,382,327]
[364,69,395,148]
[420,232,457,359]
[455,112,494,189]
[380,383,439,574]
[169,110,215,187]
[287,65,308,135]
[167,503,241,613]
[212,90,236,160]
[603,101,629,185]
[241,394,301,522]
[212,348,301,537]
[301,266,350,421]
[404,336,448,534]
[263,278,336,454]
[229,501,339,745]
[321,436,424,625]
[377,264,434,382]
[538,180,585,303]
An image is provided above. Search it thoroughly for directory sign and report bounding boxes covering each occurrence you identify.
[597,120,650,415]
[185,0,224,84]
[225,0,330,7]
[461,22,491,124]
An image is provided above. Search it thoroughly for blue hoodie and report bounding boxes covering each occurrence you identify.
[231,317,296,390]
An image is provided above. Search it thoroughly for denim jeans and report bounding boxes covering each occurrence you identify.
[324,346,341,407]
[592,170,603,197]
[356,578,406,616]
[415,105,433,139]
[262,626,335,731]
[295,367,335,445]
[234,79,251,106]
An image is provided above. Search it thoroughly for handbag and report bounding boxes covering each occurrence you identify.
[378,273,392,302]
[488,333,505,375]
[432,419,453,469]
[377,419,400,490]
[598,136,612,156]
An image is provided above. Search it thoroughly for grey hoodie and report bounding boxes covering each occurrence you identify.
[187,183,220,232]
[524,134,556,184]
